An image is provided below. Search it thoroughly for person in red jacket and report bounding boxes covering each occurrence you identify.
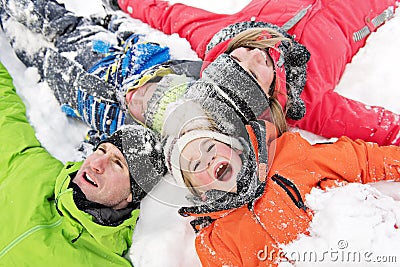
[116,0,400,146]
[162,114,400,266]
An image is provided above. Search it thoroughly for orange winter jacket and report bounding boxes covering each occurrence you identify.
[181,132,400,266]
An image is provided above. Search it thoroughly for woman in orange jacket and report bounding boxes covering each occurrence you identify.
[162,114,400,266]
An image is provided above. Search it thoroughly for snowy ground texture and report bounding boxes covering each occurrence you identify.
[1,0,400,266]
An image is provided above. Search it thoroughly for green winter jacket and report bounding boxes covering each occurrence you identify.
[0,61,138,266]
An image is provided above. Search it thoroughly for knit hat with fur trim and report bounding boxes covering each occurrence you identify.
[97,125,166,203]
[163,129,243,189]
[204,21,310,120]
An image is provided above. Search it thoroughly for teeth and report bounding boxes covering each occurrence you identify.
[85,174,97,186]
[215,163,229,181]
[260,50,267,62]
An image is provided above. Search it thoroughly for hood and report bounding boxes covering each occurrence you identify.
[178,120,277,231]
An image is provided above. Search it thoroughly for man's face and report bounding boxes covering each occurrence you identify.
[73,143,132,209]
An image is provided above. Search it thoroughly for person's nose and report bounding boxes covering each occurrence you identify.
[249,48,264,64]
[90,155,108,174]
[207,155,216,167]
[196,148,215,172]
[204,146,217,167]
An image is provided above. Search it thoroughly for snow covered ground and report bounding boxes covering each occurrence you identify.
[1,0,400,266]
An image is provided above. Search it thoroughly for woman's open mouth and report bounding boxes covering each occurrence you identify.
[214,162,233,182]
[259,49,268,63]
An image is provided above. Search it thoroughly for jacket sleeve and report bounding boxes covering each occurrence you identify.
[311,135,400,187]
[273,133,400,191]
[117,0,230,58]
[285,0,399,146]
[0,62,62,185]
[289,90,400,146]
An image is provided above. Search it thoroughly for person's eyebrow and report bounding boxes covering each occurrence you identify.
[115,153,128,168]
[104,144,128,168]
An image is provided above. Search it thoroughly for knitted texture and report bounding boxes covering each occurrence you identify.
[97,125,166,203]
[144,74,193,133]
[89,33,171,95]
[201,53,269,119]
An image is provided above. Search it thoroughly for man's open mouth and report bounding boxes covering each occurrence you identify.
[84,173,98,187]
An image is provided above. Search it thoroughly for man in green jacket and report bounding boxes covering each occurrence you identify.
[0,61,166,266]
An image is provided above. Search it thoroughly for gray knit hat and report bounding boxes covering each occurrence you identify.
[98,125,166,203]
[183,78,255,139]
[201,54,270,119]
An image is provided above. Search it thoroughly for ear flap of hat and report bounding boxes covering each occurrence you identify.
[285,43,310,67]
[281,42,310,120]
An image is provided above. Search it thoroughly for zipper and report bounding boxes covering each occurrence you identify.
[55,187,73,216]
[271,174,308,211]
[0,218,63,259]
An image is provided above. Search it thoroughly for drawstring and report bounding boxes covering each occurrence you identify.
[71,232,82,243]
[282,4,312,32]
[245,120,269,181]
[271,174,308,211]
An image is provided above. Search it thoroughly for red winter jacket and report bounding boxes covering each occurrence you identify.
[118,0,400,146]
[179,131,400,266]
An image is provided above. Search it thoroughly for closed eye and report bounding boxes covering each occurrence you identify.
[193,161,200,171]
[114,160,124,169]
[207,143,215,152]
[97,147,106,153]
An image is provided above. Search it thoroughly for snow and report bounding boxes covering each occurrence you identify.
[1,0,400,266]
[282,184,400,267]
